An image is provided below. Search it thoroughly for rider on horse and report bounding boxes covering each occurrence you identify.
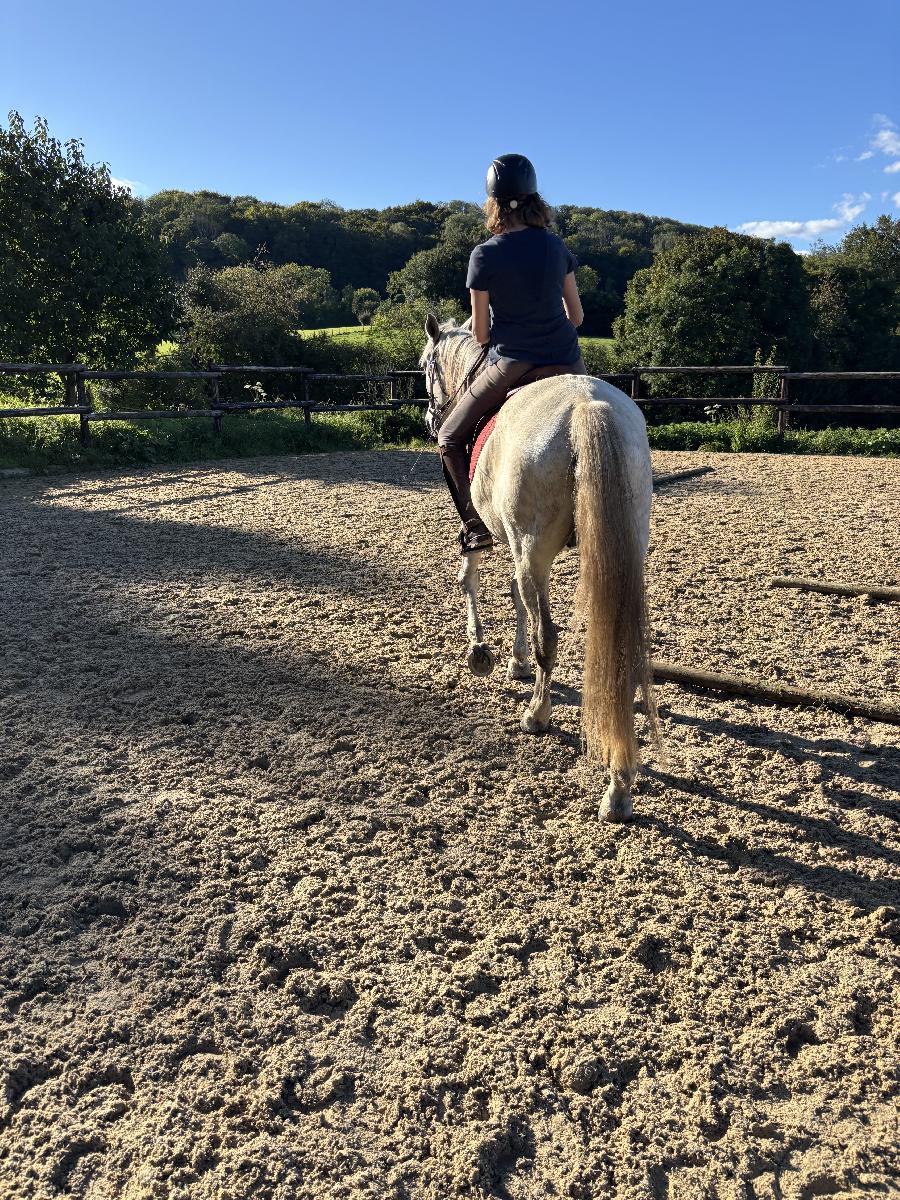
[437,153,587,554]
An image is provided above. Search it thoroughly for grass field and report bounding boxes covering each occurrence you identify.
[297,326,616,352]
[297,325,364,337]
[1,405,897,473]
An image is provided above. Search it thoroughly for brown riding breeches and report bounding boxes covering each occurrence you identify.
[437,354,587,451]
[437,357,534,452]
[436,351,588,537]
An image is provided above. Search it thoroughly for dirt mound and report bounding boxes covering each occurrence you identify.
[0,450,897,1199]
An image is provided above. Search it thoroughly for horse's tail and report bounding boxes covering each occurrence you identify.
[571,397,657,777]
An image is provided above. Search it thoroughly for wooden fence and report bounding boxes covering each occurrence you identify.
[0,362,898,446]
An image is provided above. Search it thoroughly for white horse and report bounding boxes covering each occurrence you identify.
[421,314,657,821]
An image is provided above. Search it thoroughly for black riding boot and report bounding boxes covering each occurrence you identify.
[438,446,494,553]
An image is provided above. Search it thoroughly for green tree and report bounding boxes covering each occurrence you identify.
[613,227,814,395]
[555,206,702,334]
[351,287,380,325]
[439,211,486,252]
[805,214,900,369]
[135,186,705,327]
[839,213,900,279]
[0,112,175,380]
[212,231,251,266]
[386,243,471,308]
[179,261,329,365]
[369,297,466,368]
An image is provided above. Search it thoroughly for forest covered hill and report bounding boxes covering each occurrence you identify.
[138,191,705,335]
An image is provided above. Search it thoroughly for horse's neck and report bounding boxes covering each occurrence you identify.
[445,337,487,413]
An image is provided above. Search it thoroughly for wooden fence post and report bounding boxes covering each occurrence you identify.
[209,372,223,437]
[631,369,641,402]
[75,370,91,447]
[303,376,311,426]
[777,372,789,435]
[63,355,78,407]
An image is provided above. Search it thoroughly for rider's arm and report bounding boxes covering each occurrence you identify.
[562,271,584,328]
[470,289,491,346]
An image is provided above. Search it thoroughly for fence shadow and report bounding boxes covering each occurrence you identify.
[659,706,900,821]
[37,449,443,501]
[637,805,898,916]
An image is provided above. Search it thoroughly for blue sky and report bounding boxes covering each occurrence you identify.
[3,0,899,247]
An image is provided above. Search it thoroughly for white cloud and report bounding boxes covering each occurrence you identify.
[735,192,870,243]
[856,150,874,161]
[894,192,900,208]
[865,114,900,169]
[834,191,870,221]
[109,175,143,194]
[873,127,900,156]
[736,217,843,239]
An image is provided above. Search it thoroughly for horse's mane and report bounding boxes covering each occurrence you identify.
[419,320,486,402]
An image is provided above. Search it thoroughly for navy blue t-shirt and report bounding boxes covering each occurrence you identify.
[465,226,581,365]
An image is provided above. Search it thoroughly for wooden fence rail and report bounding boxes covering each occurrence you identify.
[0,361,898,447]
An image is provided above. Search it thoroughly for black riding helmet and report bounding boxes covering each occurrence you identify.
[486,153,537,201]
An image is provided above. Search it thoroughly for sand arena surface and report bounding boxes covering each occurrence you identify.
[0,449,898,1200]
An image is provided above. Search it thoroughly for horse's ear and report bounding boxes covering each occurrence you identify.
[425,312,441,342]
[460,316,472,331]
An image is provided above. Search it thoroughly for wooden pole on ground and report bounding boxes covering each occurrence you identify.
[770,577,900,602]
[651,660,900,726]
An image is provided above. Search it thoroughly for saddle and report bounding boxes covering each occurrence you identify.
[467,362,580,482]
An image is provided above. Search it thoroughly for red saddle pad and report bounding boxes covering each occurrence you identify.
[468,413,499,482]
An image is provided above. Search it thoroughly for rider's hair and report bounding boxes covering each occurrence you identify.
[483,192,553,235]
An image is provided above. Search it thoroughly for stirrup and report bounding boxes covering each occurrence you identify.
[459,524,494,554]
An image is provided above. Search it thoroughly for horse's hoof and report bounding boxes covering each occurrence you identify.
[507,657,532,681]
[467,643,496,677]
[599,786,633,823]
[521,710,549,734]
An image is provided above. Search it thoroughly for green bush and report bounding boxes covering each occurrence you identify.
[179,262,334,373]
[647,419,900,456]
[0,407,376,471]
[352,404,427,446]
[580,338,613,375]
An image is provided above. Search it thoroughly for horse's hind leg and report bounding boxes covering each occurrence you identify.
[600,769,635,823]
[515,552,557,733]
[459,551,496,677]
[507,576,531,680]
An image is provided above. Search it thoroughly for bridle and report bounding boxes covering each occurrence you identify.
[423,340,488,439]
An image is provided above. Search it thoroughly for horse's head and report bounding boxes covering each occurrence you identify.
[420,312,473,440]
